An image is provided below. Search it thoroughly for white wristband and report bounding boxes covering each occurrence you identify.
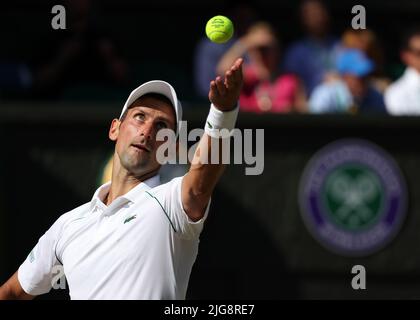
[205,104,239,138]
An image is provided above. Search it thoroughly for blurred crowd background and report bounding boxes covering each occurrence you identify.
[1,0,420,115]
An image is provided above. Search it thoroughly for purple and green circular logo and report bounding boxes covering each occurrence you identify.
[299,139,407,256]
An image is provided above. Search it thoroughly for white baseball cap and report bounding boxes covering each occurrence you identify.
[119,80,183,137]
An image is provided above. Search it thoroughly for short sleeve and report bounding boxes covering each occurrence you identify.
[18,215,65,296]
[159,176,211,240]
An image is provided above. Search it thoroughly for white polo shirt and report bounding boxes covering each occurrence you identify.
[385,67,420,115]
[18,175,210,300]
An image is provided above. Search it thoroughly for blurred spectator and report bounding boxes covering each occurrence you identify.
[385,27,420,115]
[194,38,233,99]
[282,0,340,95]
[216,22,306,113]
[193,3,258,99]
[30,0,128,99]
[340,28,390,93]
[309,49,386,114]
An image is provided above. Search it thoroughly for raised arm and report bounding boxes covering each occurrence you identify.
[182,58,243,221]
[0,272,34,300]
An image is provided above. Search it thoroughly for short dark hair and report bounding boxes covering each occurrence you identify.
[401,26,420,51]
[120,93,174,122]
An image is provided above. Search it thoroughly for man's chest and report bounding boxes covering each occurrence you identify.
[57,199,174,280]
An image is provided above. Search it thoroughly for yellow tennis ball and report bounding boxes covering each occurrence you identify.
[205,15,234,44]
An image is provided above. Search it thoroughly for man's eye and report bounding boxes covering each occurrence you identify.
[135,113,145,121]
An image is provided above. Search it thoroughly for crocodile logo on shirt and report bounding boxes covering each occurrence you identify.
[123,215,137,224]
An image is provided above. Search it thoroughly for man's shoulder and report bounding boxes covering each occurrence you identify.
[40,202,92,236]
[385,75,409,103]
[385,74,420,115]
[55,202,92,225]
[64,202,91,215]
[149,175,184,195]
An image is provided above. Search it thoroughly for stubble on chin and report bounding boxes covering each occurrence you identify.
[119,149,154,176]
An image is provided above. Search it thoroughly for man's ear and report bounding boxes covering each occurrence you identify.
[109,119,120,141]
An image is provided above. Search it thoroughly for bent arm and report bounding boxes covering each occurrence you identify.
[182,58,243,221]
[0,271,35,300]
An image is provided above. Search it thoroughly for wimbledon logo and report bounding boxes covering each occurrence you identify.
[299,139,407,256]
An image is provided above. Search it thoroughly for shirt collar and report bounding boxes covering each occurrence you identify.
[90,181,111,211]
[123,174,161,203]
[90,174,161,211]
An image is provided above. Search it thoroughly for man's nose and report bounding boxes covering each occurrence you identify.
[140,121,155,140]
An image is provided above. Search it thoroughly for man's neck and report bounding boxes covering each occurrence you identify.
[105,167,159,206]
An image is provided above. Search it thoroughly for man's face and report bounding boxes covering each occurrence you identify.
[402,36,420,73]
[301,0,330,37]
[109,96,176,178]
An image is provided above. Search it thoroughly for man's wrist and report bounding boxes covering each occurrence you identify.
[205,104,239,138]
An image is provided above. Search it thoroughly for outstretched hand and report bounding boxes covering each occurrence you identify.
[209,58,243,112]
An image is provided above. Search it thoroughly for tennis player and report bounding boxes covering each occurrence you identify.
[0,58,243,300]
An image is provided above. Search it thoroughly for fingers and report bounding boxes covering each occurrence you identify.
[228,58,243,86]
[211,58,243,98]
[215,76,227,95]
[225,70,234,89]
[209,80,220,100]
[232,58,243,84]
[225,58,243,89]
[234,57,243,69]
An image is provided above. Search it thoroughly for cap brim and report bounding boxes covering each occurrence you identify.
[119,80,182,136]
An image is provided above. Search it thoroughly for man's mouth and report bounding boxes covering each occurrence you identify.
[131,143,150,152]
